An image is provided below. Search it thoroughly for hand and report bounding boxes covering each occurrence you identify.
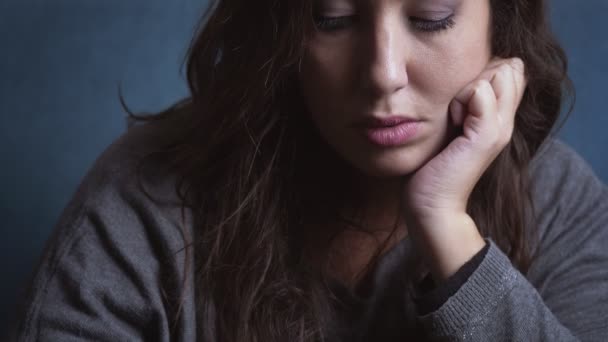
[403,57,527,280]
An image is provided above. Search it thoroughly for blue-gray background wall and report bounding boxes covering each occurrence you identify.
[0,0,606,335]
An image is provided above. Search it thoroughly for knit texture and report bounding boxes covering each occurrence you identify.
[9,123,608,341]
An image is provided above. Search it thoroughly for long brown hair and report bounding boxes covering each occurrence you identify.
[127,0,573,340]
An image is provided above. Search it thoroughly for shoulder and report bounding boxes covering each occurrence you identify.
[57,118,192,262]
[13,120,196,340]
[527,136,608,252]
[56,120,189,245]
[529,137,606,209]
[523,140,608,334]
[529,137,603,186]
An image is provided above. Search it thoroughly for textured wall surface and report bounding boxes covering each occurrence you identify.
[1,0,606,335]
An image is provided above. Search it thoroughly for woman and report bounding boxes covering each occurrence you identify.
[12,0,608,341]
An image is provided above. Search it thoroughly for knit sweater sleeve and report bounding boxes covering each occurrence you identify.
[10,126,198,342]
[413,139,608,341]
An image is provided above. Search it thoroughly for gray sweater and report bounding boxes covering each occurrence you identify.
[11,124,608,341]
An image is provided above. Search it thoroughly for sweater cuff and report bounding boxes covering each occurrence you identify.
[413,241,490,315]
[415,238,519,337]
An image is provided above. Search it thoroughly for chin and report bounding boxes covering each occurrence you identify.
[347,147,430,179]
[347,124,451,179]
[317,123,447,180]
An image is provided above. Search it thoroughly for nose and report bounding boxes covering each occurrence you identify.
[360,17,409,96]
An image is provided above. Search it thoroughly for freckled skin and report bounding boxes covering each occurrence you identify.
[299,0,492,178]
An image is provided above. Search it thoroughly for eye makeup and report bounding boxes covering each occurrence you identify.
[409,13,456,33]
[312,0,461,34]
[314,15,359,32]
[312,0,357,32]
[409,0,461,33]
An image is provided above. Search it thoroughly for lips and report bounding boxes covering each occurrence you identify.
[354,116,422,147]
[354,116,421,128]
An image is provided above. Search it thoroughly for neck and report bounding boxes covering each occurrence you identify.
[301,171,410,289]
[342,172,407,233]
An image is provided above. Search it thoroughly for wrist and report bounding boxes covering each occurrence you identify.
[408,212,486,282]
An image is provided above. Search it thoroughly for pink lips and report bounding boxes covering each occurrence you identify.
[355,116,422,147]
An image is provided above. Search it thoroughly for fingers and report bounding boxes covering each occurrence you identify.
[468,80,497,119]
[466,80,498,142]
[450,57,526,131]
[490,58,526,136]
[448,78,498,147]
[489,63,516,121]
[451,78,495,120]
[491,58,526,101]
[449,78,493,129]
[449,98,466,126]
[508,57,527,103]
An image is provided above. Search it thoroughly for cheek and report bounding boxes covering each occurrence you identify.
[299,41,355,119]
[410,44,491,109]
[410,12,492,107]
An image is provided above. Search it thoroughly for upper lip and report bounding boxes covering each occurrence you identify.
[354,115,421,128]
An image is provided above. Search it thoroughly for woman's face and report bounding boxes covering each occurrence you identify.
[299,0,492,178]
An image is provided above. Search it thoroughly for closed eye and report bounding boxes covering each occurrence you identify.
[313,15,358,32]
[410,14,456,32]
[313,14,456,33]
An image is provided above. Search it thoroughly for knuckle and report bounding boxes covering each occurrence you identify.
[474,79,491,93]
[499,63,512,73]
[494,65,510,79]
[509,57,525,74]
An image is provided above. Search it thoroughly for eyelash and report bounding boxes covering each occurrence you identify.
[313,14,456,33]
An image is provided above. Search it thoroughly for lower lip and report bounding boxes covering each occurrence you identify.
[362,121,421,147]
